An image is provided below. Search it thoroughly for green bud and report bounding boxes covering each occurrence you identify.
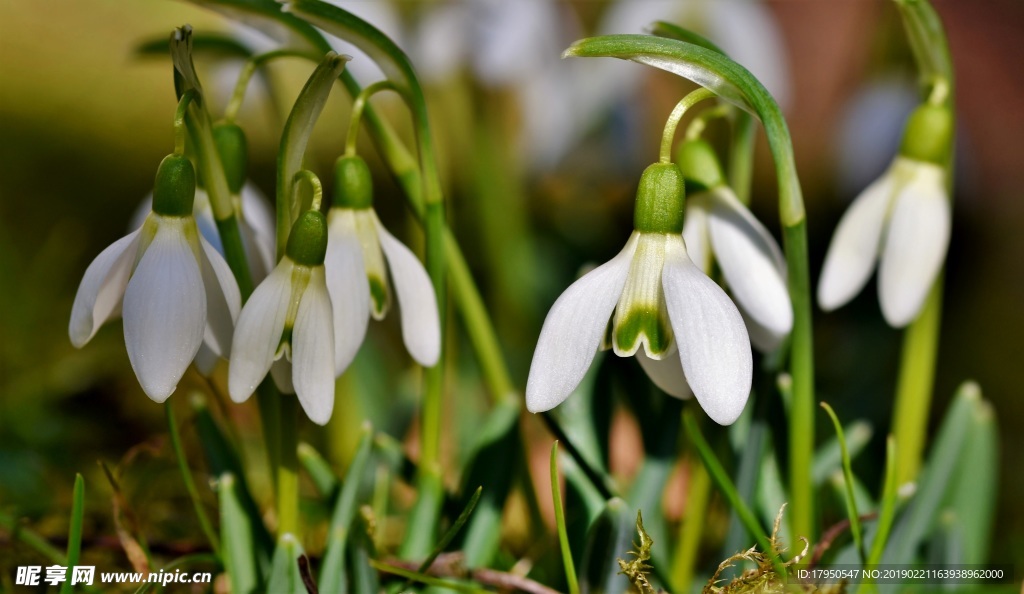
[213,122,248,194]
[899,103,953,165]
[675,139,725,192]
[152,154,196,217]
[332,155,374,209]
[286,210,328,266]
[633,163,686,234]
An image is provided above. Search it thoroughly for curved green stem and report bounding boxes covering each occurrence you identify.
[344,80,400,156]
[291,169,323,213]
[173,91,198,155]
[224,49,317,123]
[659,88,715,163]
[564,31,816,546]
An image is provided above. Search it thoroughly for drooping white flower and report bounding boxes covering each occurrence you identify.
[69,155,241,401]
[526,163,752,425]
[228,210,336,425]
[677,140,792,352]
[818,103,953,327]
[131,182,276,284]
[323,156,440,375]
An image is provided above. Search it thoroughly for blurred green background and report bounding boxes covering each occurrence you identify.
[1,0,1021,583]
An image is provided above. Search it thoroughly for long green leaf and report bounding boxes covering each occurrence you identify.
[59,474,85,594]
[813,421,873,486]
[318,425,373,593]
[298,442,340,501]
[218,473,261,594]
[267,534,307,594]
[945,398,998,563]
[457,400,521,568]
[883,382,979,564]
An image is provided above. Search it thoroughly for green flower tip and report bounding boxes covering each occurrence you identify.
[333,155,374,209]
[899,103,953,165]
[634,162,686,234]
[286,210,329,266]
[213,122,248,194]
[152,154,195,217]
[675,139,725,192]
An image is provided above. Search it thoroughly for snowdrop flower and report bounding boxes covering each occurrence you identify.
[127,125,275,374]
[229,210,336,425]
[69,154,241,401]
[324,155,440,374]
[676,139,792,352]
[527,163,752,425]
[818,103,953,327]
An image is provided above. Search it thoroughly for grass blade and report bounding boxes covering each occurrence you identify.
[218,473,261,594]
[820,402,865,563]
[166,401,220,558]
[318,425,373,592]
[58,473,85,594]
[551,441,581,594]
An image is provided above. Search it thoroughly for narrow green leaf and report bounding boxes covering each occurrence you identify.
[400,487,482,592]
[551,442,581,594]
[318,425,373,592]
[298,442,339,500]
[218,473,261,594]
[820,402,866,563]
[562,451,608,559]
[457,400,520,568]
[883,382,979,564]
[193,396,273,566]
[945,399,998,563]
[813,420,873,486]
[136,32,254,58]
[580,498,638,594]
[867,436,899,571]
[267,534,307,594]
[347,508,379,594]
[894,0,954,93]
[58,474,85,594]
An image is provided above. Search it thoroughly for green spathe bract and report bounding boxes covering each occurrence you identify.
[633,163,685,234]
[286,210,328,266]
[899,103,953,165]
[152,153,196,217]
[676,139,725,193]
[213,122,249,195]
[333,155,374,209]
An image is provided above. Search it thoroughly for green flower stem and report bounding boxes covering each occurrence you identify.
[291,169,323,213]
[671,455,711,593]
[285,1,454,555]
[683,103,732,141]
[277,396,300,537]
[224,49,317,123]
[166,401,221,557]
[660,88,715,164]
[344,80,400,157]
[890,0,954,487]
[564,34,816,545]
[173,91,198,156]
[892,280,943,484]
[683,409,787,578]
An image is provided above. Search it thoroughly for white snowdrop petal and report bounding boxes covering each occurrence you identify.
[375,215,441,367]
[708,187,793,344]
[662,238,751,425]
[326,210,371,375]
[199,237,242,358]
[878,165,950,327]
[291,270,336,425]
[69,229,142,347]
[817,170,895,311]
[682,192,713,273]
[240,182,277,281]
[636,345,692,399]
[228,261,293,402]
[526,233,639,413]
[123,220,206,402]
